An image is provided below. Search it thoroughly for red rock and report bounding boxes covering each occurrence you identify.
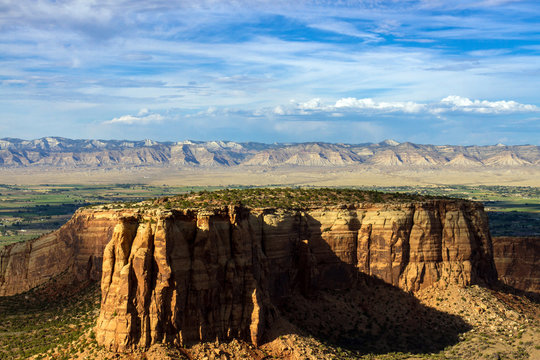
[93,201,497,351]
[492,236,539,295]
[0,200,500,352]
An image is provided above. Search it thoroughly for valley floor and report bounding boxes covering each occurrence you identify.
[1,166,540,187]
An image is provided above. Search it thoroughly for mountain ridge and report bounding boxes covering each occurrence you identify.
[0,137,539,169]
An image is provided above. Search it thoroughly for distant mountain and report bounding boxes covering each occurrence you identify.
[0,137,538,169]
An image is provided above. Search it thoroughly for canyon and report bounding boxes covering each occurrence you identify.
[0,210,120,296]
[3,193,527,353]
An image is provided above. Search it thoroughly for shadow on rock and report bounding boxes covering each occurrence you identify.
[264,213,472,355]
[275,275,471,355]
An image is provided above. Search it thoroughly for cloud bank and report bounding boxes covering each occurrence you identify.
[269,96,538,117]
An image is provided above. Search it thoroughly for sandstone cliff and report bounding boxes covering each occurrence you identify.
[492,236,539,295]
[93,200,497,352]
[0,210,122,296]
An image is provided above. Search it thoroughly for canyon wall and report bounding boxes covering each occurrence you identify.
[0,209,122,296]
[94,201,497,351]
[492,236,539,295]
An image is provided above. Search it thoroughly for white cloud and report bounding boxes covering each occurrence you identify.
[268,96,538,117]
[298,98,324,110]
[273,105,285,115]
[439,95,538,114]
[334,97,426,113]
[103,109,164,125]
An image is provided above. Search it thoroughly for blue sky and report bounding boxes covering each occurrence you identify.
[1,0,539,145]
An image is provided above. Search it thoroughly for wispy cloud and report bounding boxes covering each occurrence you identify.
[103,109,164,125]
[308,20,381,41]
[0,0,539,144]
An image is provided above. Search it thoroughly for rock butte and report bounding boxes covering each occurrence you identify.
[3,198,538,353]
[0,200,497,351]
[95,201,500,351]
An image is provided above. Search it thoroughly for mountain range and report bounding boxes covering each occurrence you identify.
[0,137,538,168]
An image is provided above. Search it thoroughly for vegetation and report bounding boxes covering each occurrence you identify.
[0,184,220,246]
[0,280,100,359]
[1,184,538,248]
[0,184,538,359]
[142,187,435,210]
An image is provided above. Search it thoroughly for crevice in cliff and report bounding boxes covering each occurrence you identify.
[0,245,13,286]
[399,204,415,281]
[23,241,32,283]
[161,218,177,346]
[259,213,267,257]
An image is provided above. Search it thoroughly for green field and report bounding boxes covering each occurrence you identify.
[1,184,538,247]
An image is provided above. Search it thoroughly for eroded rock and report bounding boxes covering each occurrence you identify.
[93,201,497,351]
[492,236,539,295]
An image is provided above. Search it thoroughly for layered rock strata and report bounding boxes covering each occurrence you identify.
[94,201,497,351]
[0,210,122,296]
[492,236,539,295]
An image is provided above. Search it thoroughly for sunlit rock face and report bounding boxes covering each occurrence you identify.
[0,209,121,296]
[91,201,496,352]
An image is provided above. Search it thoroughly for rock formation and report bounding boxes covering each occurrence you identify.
[0,194,503,353]
[0,210,121,296]
[492,236,539,295]
[93,200,497,352]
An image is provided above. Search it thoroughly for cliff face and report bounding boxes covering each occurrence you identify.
[0,210,122,296]
[94,201,497,352]
[492,236,539,295]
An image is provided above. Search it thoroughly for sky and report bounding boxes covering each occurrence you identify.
[1,0,539,145]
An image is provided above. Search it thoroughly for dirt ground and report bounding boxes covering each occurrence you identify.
[1,166,539,187]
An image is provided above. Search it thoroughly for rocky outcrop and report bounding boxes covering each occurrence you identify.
[492,236,539,295]
[0,210,123,296]
[94,201,497,352]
